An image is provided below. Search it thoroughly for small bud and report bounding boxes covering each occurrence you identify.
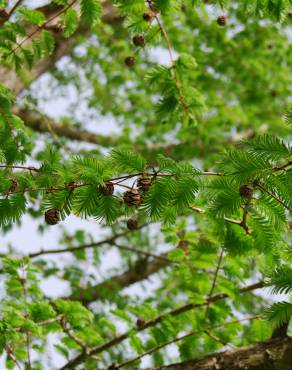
[239,185,253,199]
[124,56,135,67]
[143,12,154,22]
[127,218,139,230]
[178,239,189,254]
[8,179,18,193]
[46,23,64,32]
[66,181,76,190]
[217,15,227,26]
[136,317,146,329]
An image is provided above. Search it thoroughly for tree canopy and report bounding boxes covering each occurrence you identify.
[0,0,291,369]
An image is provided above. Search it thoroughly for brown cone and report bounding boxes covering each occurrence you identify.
[99,182,114,196]
[217,15,227,26]
[133,35,145,47]
[123,189,142,206]
[127,218,139,230]
[125,56,135,67]
[137,177,152,192]
[45,209,60,225]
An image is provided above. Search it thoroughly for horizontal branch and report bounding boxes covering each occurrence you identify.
[60,281,264,369]
[14,107,121,147]
[69,251,171,304]
[148,336,292,370]
[14,107,262,161]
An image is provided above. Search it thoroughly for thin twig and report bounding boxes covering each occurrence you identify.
[60,317,88,351]
[5,345,22,370]
[205,247,224,319]
[28,226,146,258]
[8,0,23,19]
[0,164,39,171]
[257,182,292,213]
[112,243,174,263]
[204,329,236,348]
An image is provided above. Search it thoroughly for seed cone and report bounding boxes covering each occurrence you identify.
[137,177,152,192]
[123,189,142,206]
[125,56,135,67]
[217,15,227,26]
[45,208,60,225]
[133,34,145,47]
[99,182,114,196]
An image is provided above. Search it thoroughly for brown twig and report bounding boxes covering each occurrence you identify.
[0,164,39,171]
[205,247,224,319]
[8,0,23,19]
[257,182,292,213]
[28,226,146,258]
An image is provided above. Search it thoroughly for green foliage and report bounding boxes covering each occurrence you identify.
[0,0,291,368]
[81,0,101,26]
[267,266,292,295]
[264,302,292,328]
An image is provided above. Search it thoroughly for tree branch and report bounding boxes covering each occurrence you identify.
[69,252,171,304]
[147,336,292,370]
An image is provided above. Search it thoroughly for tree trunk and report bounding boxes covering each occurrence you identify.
[149,337,292,370]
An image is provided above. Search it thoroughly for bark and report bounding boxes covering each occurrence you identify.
[148,337,292,370]
[69,253,170,305]
[14,107,262,159]
[14,107,120,147]
[0,0,120,94]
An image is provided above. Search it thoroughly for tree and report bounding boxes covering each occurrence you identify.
[0,0,291,369]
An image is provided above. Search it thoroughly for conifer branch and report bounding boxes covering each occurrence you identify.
[257,182,292,213]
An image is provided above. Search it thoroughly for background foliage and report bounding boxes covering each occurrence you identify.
[0,0,291,369]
